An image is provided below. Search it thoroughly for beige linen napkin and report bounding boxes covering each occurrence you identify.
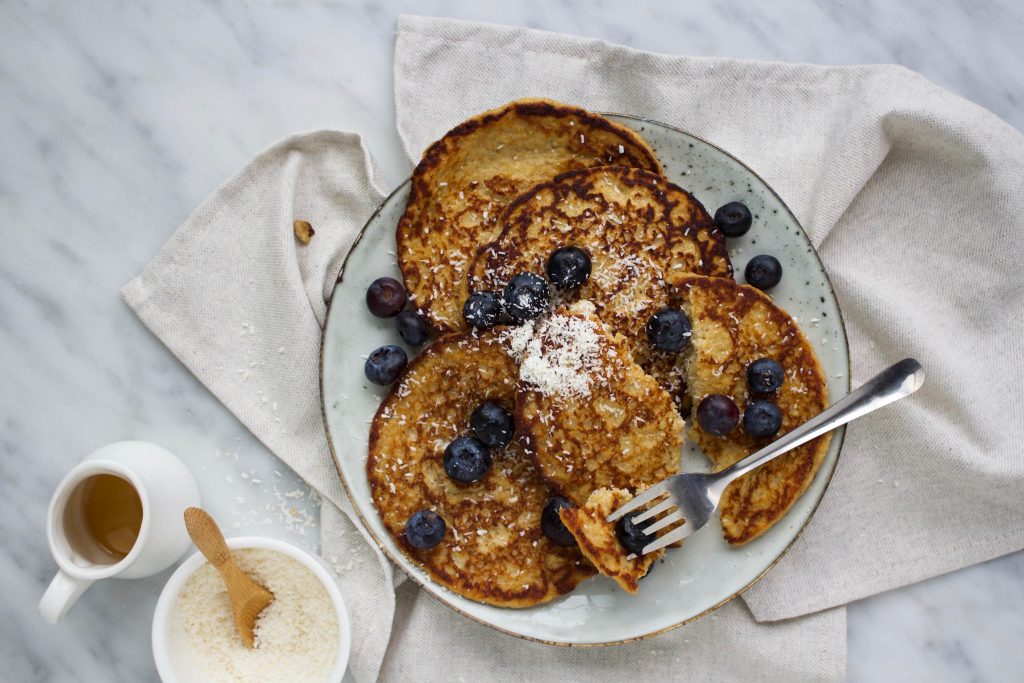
[124,128,845,681]
[393,15,1024,621]
[122,131,399,682]
[379,582,842,681]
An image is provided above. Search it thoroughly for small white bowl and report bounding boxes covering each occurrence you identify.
[152,536,351,683]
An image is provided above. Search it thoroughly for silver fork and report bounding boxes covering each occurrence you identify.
[607,358,925,555]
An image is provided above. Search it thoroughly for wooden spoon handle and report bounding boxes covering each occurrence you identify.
[184,507,232,567]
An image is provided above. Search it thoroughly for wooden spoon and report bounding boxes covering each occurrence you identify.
[183,507,275,648]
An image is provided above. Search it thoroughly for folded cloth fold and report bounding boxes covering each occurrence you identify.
[393,14,1024,622]
[380,586,844,682]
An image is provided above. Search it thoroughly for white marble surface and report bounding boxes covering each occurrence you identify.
[2,1,1023,681]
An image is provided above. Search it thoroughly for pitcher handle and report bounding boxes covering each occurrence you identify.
[39,570,92,624]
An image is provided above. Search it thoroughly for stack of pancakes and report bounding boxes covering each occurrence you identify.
[369,99,830,607]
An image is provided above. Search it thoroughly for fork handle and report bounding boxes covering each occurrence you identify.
[711,358,925,492]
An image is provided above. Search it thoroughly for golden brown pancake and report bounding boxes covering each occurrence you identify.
[514,302,685,506]
[397,99,662,333]
[470,165,730,410]
[559,487,662,594]
[367,329,595,607]
[675,276,831,545]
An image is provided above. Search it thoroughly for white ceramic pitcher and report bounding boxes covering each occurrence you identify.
[39,441,201,624]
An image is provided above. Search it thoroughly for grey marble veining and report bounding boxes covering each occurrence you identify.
[1,1,1022,681]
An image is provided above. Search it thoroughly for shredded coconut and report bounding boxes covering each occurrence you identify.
[508,310,604,398]
[177,548,339,682]
[506,320,535,357]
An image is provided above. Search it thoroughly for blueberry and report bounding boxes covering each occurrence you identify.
[541,496,577,547]
[743,400,783,439]
[364,345,408,385]
[366,277,407,318]
[443,436,492,483]
[744,255,783,291]
[405,509,446,550]
[646,308,692,352]
[463,291,504,329]
[696,394,740,436]
[714,202,753,238]
[395,310,429,346]
[470,401,515,449]
[503,273,550,321]
[616,512,652,555]
[747,358,784,394]
[546,247,592,290]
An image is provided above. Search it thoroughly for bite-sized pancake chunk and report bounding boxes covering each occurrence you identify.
[676,276,831,545]
[368,329,594,607]
[559,487,662,594]
[513,302,685,506]
[397,98,662,333]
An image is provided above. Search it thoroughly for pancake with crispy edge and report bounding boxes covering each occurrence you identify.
[397,98,662,333]
[675,275,831,545]
[367,328,595,607]
[470,165,731,409]
[515,302,685,507]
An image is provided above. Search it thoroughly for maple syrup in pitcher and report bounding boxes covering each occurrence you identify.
[63,474,143,563]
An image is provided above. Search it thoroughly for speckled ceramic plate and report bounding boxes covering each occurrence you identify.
[321,114,850,645]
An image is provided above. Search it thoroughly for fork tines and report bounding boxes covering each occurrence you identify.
[641,521,693,555]
[604,481,668,522]
[605,484,692,556]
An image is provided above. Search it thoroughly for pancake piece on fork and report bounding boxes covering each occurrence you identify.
[559,487,663,594]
